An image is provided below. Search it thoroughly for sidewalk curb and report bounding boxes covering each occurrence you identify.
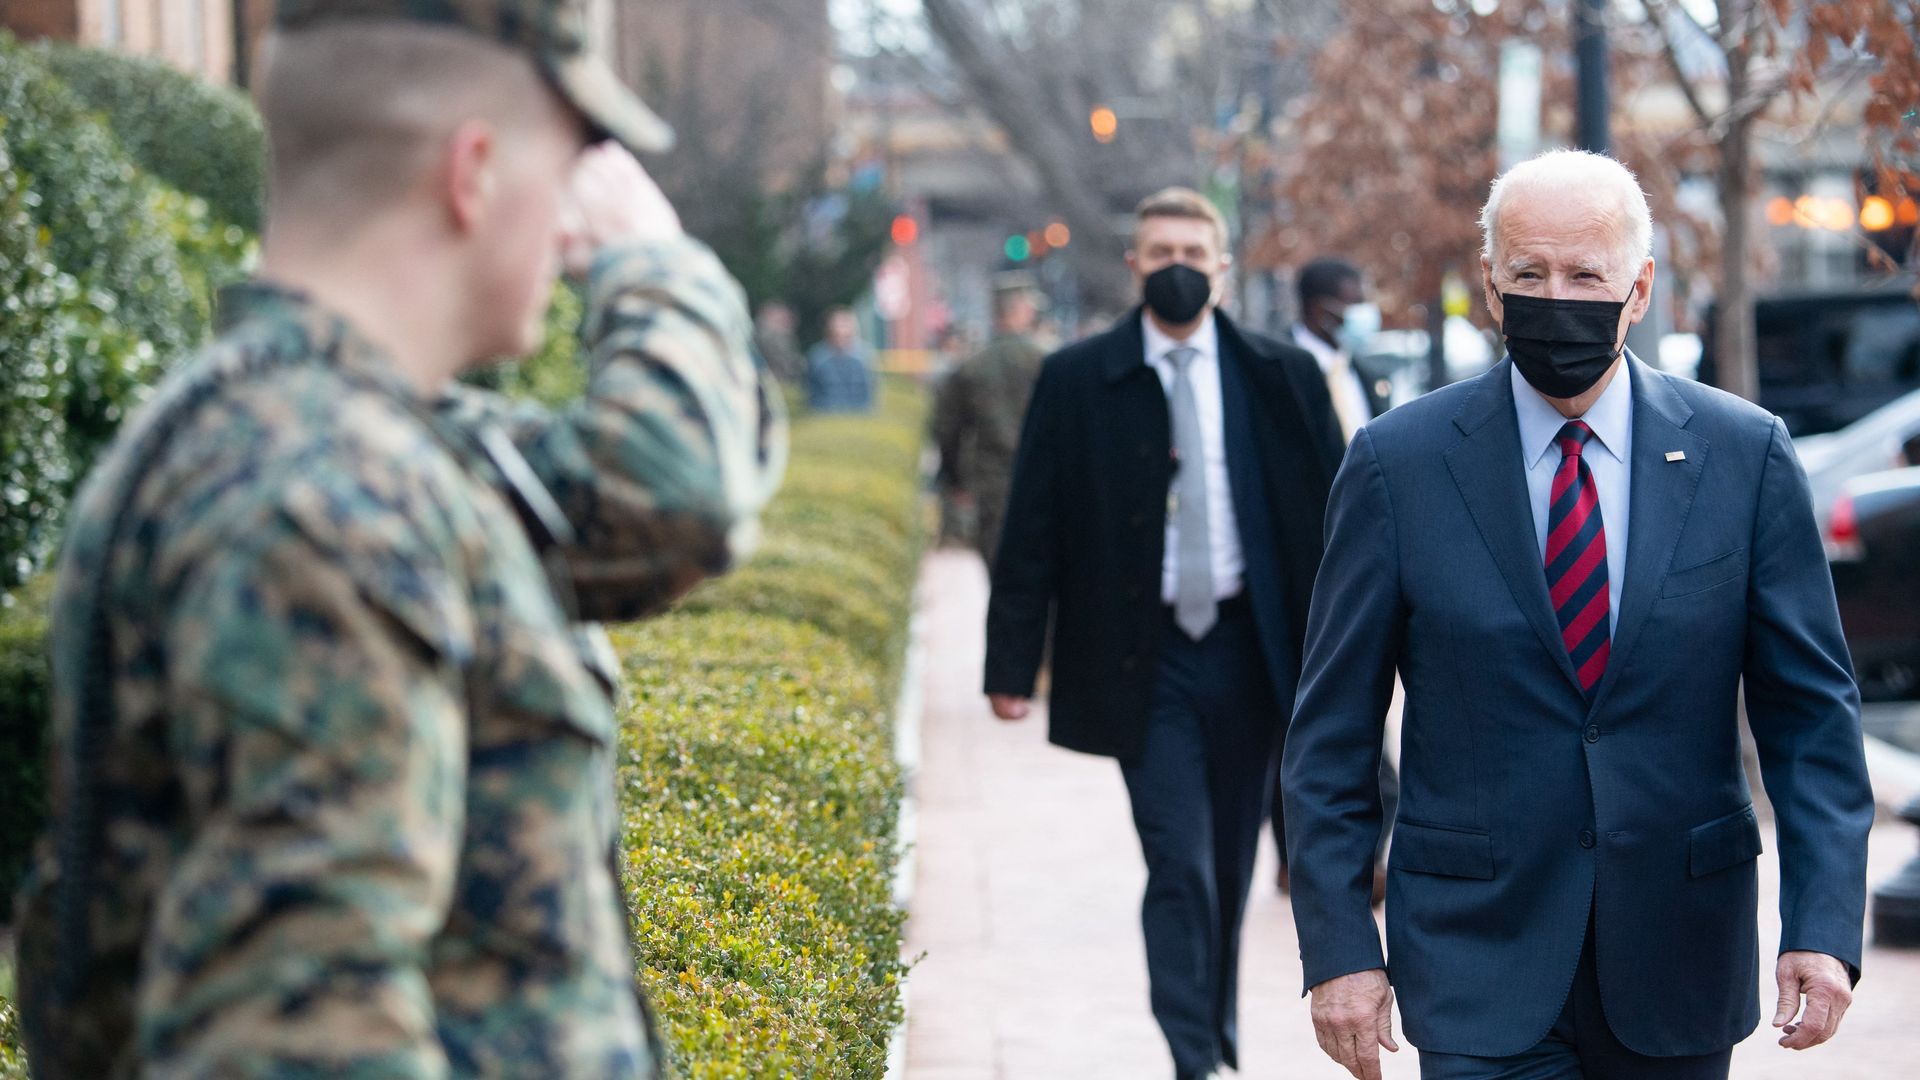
[886,602,930,1077]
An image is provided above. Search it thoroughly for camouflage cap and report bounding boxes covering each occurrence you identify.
[275,0,674,152]
[991,270,1050,309]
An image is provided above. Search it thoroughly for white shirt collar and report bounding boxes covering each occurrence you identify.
[1291,322,1343,373]
[1143,310,1219,367]
[1512,357,1634,470]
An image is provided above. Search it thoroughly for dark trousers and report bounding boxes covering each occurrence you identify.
[1272,728,1398,868]
[1417,915,1734,1080]
[1120,599,1275,1075]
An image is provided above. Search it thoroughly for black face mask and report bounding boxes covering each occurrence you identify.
[1143,263,1214,325]
[1500,291,1629,399]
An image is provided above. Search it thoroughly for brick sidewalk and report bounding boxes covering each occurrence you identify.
[902,549,1920,1079]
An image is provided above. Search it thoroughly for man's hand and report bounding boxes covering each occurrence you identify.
[1773,950,1852,1050]
[559,143,683,278]
[988,694,1030,721]
[1308,969,1399,1080]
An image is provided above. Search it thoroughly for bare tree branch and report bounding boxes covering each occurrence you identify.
[1643,0,1715,127]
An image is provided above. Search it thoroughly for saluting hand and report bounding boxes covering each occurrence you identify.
[559,143,683,278]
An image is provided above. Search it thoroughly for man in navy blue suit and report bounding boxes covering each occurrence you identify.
[1281,150,1875,1080]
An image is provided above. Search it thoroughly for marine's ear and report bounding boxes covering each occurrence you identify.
[443,119,498,236]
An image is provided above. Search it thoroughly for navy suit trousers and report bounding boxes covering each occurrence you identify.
[1120,599,1275,1074]
[1418,912,1733,1080]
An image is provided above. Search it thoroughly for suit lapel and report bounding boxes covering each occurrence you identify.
[1444,362,1584,696]
[1587,359,1705,712]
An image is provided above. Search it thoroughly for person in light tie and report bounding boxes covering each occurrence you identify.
[1275,257,1400,900]
[1291,257,1389,440]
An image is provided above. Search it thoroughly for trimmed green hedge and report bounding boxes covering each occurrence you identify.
[623,383,923,1077]
[0,386,927,1077]
[680,395,925,678]
[36,40,266,233]
[0,38,257,589]
[0,35,199,485]
[0,990,20,1080]
[0,123,72,591]
[0,576,52,929]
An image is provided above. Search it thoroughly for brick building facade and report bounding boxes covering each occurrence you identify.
[2,0,234,82]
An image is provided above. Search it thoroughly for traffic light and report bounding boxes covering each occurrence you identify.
[1004,234,1032,262]
[891,214,919,246]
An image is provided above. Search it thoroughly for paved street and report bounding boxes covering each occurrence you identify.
[902,549,1920,1080]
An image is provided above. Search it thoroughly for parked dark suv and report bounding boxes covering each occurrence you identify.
[1703,282,1920,437]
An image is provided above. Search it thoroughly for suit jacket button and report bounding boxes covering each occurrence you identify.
[1122,656,1140,673]
[1130,513,1147,528]
[1137,443,1151,458]
[1585,725,1601,743]
[1579,829,1596,849]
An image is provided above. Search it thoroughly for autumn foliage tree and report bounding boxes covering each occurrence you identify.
[1256,0,1568,328]
[1265,0,1918,399]
[1628,0,1917,399]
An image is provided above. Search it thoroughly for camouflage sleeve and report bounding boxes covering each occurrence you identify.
[442,235,786,622]
[138,513,468,1078]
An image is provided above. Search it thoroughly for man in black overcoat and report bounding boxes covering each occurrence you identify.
[984,187,1344,1079]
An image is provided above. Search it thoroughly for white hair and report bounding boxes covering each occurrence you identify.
[1480,149,1653,274]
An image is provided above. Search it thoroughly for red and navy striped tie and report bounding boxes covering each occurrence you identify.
[1546,421,1610,695]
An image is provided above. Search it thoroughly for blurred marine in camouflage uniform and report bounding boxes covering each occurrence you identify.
[12,2,784,1077]
[933,274,1049,565]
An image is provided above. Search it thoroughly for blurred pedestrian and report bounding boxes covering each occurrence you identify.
[806,306,876,413]
[753,300,806,385]
[13,3,782,1076]
[928,323,978,547]
[1272,256,1399,900]
[932,272,1049,565]
[1283,149,1871,1080]
[985,187,1344,1080]
[1292,257,1389,433]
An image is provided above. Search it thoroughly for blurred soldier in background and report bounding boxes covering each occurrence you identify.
[929,322,980,547]
[14,1,783,1076]
[753,300,806,385]
[933,273,1049,565]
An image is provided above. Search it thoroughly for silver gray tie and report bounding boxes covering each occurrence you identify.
[1167,346,1216,640]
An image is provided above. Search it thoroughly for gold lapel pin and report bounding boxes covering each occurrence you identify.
[1665,451,1687,463]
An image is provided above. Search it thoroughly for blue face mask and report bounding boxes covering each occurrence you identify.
[1336,301,1381,354]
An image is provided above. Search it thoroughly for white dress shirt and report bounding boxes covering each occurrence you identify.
[1513,360,1633,634]
[1144,313,1245,602]
[1292,322,1375,428]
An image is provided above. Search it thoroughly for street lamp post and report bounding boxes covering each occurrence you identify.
[1873,794,1920,947]
[1575,0,1609,154]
